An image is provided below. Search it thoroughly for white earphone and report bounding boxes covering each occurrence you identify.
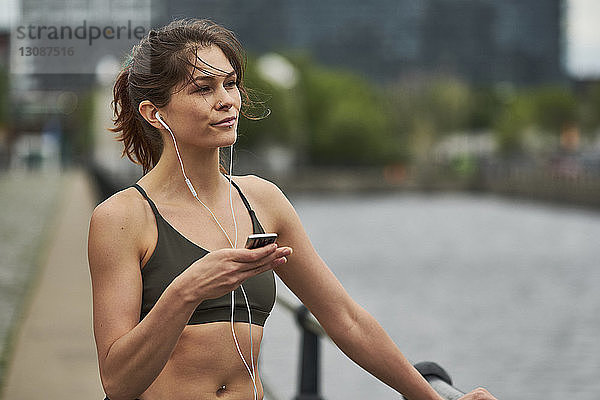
[154,111,258,400]
[154,111,168,129]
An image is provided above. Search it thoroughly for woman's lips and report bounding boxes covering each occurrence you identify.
[211,116,236,127]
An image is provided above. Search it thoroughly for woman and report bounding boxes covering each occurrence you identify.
[88,19,497,400]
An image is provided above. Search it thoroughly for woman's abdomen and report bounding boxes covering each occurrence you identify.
[140,322,264,400]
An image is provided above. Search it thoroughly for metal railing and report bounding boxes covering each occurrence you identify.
[273,295,465,400]
[274,297,325,400]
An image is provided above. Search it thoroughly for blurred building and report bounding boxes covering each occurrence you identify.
[6,0,568,89]
[13,0,151,89]
[420,0,564,86]
[162,0,566,86]
[3,0,152,170]
[1,0,569,170]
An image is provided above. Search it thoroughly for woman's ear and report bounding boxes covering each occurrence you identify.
[139,100,164,130]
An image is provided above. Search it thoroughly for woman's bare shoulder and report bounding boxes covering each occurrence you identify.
[233,174,288,206]
[89,186,154,251]
[232,175,298,232]
[91,187,149,227]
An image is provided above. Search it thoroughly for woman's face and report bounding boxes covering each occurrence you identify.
[160,45,241,150]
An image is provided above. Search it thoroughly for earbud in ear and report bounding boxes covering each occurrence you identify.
[155,112,170,131]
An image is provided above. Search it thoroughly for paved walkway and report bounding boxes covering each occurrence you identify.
[2,170,105,400]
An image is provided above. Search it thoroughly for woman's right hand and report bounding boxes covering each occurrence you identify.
[173,244,292,304]
[457,387,497,400]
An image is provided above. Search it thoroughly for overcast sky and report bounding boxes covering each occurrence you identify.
[1,0,599,78]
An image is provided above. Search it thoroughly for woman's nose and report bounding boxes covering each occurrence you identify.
[215,90,234,110]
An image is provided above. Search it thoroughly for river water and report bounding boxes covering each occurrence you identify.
[260,191,600,400]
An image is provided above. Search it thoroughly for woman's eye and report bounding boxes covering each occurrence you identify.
[194,86,211,94]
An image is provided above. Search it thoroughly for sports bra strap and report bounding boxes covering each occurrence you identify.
[229,179,254,214]
[131,184,160,216]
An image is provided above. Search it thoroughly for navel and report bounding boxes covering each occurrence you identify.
[216,384,227,397]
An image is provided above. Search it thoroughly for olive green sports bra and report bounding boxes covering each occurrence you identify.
[131,182,276,326]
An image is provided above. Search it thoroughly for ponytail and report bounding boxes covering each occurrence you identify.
[110,67,162,174]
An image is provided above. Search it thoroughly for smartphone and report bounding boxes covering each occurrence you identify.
[245,233,278,249]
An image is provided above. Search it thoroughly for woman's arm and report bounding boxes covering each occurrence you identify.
[88,190,289,400]
[246,177,495,400]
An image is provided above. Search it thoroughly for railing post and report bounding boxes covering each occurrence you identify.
[293,305,324,400]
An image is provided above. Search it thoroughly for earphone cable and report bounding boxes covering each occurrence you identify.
[161,114,236,248]
[157,113,257,400]
[228,143,258,400]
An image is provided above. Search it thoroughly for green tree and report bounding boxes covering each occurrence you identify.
[298,62,399,165]
[240,54,402,166]
[579,82,600,134]
[425,79,472,132]
[467,87,503,130]
[492,86,577,154]
[388,77,474,160]
[493,92,536,154]
[72,91,96,159]
[530,86,577,134]
[238,56,302,150]
[0,67,8,128]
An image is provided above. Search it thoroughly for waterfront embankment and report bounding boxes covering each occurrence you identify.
[0,169,104,399]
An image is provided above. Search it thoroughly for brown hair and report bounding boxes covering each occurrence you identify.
[111,19,249,174]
